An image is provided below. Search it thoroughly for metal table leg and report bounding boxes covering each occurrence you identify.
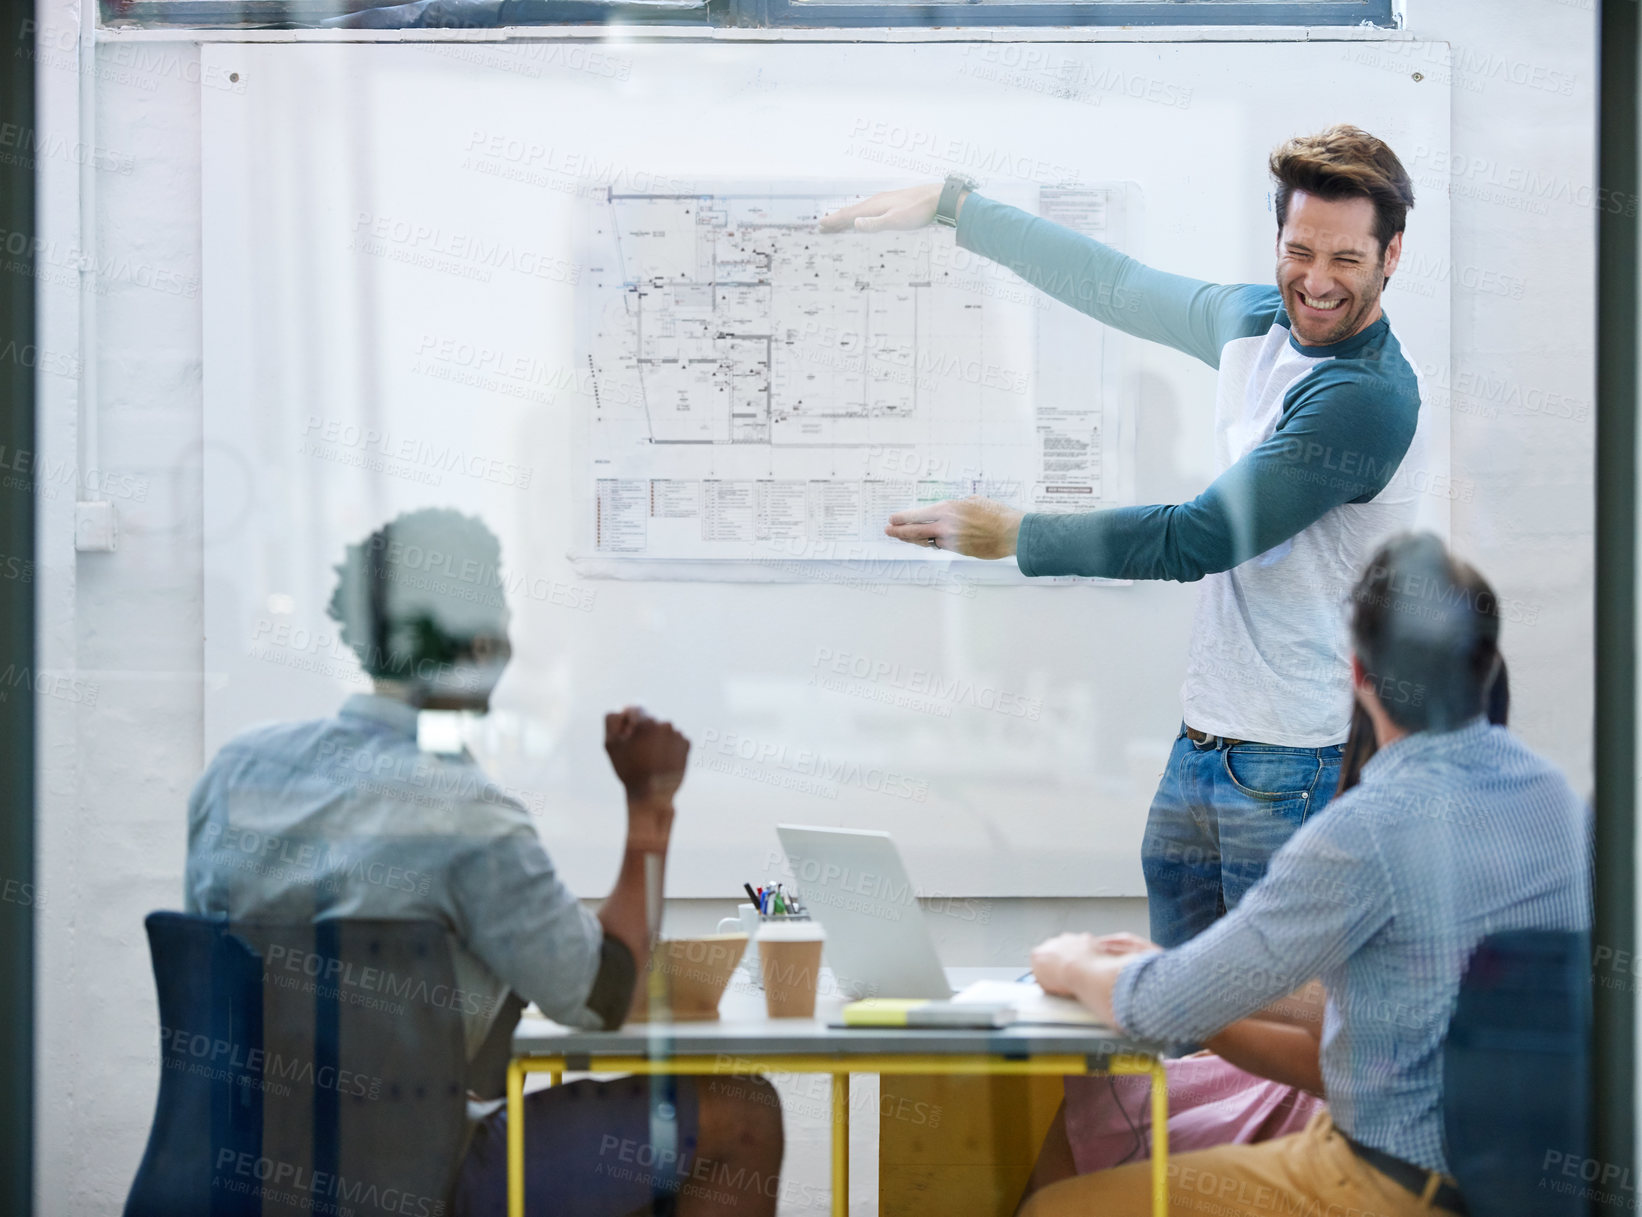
[507,1059,526,1217]
[832,1072,850,1217]
[1149,1058,1168,1217]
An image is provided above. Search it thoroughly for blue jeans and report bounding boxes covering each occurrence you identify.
[1140,725,1345,948]
[455,1075,702,1217]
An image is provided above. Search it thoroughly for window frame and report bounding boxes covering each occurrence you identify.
[103,0,1394,33]
[729,0,1392,31]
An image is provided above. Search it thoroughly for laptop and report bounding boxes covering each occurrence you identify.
[775,824,953,1000]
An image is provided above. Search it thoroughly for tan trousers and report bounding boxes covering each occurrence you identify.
[1019,1111,1463,1217]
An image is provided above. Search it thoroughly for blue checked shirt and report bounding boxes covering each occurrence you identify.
[186,693,607,1057]
[1112,718,1591,1172]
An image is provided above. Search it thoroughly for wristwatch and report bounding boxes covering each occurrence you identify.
[934,175,977,229]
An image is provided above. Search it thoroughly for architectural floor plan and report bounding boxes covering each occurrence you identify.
[581,183,1129,561]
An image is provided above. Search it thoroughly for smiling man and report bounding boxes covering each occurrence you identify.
[820,126,1427,947]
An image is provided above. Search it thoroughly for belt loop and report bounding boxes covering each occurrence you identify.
[1419,1173,1441,1206]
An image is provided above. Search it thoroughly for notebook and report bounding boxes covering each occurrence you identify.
[951,980,1110,1027]
[837,998,1016,1028]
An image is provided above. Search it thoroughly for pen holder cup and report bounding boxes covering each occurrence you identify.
[716,903,762,982]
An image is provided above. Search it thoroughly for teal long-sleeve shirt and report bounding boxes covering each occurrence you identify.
[955,193,1423,582]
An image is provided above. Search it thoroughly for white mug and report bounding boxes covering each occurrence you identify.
[716,903,761,979]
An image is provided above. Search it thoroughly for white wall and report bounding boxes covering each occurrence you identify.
[32,2,1597,1212]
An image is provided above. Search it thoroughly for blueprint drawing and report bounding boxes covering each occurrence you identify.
[580,184,1129,561]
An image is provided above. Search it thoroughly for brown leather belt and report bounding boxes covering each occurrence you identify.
[1184,725,1247,748]
[1339,1132,1468,1215]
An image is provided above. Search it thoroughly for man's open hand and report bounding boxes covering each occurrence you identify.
[1029,932,1135,1027]
[1029,932,1159,994]
[818,184,943,234]
[885,497,1023,559]
[1029,933,1102,996]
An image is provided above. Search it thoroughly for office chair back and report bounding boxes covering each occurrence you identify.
[1443,928,1590,1216]
[125,913,472,1217]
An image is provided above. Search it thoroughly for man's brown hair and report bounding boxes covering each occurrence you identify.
[1269,124,1415,254]
[1349,533,1501,734]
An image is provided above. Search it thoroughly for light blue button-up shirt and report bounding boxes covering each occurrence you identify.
[1113,718,1590,1172]
[186,693,606,1056]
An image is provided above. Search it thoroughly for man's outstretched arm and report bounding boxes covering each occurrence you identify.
[1111,810,1391,1046]
[1014,366,1418,581]
[820,182,1274,368]
[1029,933,1326,1094]
[957,193,1275,367]
[888,364,1419,580]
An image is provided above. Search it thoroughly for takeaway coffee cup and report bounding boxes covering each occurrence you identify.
[756,918,825,1018]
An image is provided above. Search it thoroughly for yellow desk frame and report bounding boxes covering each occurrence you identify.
[506,1052,1168,1217]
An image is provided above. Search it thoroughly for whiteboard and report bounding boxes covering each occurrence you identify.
[200,41,1451,898]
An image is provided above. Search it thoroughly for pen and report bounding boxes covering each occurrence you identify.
[744,883,760,907]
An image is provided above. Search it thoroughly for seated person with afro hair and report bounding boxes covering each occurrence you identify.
[186,507,784,1217]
